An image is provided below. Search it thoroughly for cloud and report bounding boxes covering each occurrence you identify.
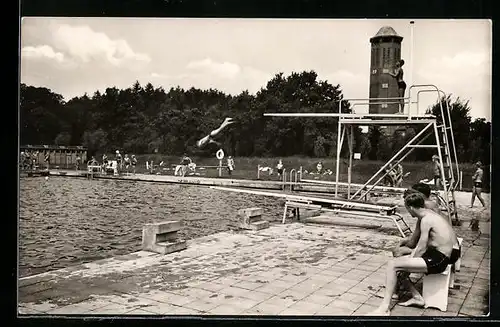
[51,24,151,66]
[186,58,241,79]
[322,70,369,111]
[21,45,65,62]
[150,59,272,95]
[417,51,490,84]
[439,51,488,69]
[415,51,491,120]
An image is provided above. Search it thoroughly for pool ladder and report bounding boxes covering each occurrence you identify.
[283,167,302,191]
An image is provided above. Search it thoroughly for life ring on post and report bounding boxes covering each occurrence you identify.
[216,149,225,160]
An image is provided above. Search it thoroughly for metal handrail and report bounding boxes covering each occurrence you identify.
[282,168,287,190]
[409,84,457,186]
[416,89,459,182]
[289,169,296,191]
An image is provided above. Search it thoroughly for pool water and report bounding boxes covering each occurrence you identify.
[18,177,283,277]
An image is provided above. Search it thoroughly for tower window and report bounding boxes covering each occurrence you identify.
[381,103,388,108]
[382,83,388,88]
[372,69,377,74]
[382,68,389,73]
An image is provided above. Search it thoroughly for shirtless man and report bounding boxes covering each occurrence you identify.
[392,187,437,257]
[196,117,235,149]
[368,192,461,315]
[391,185,442,301]
[470,161,486,208]
[387,59,406,113]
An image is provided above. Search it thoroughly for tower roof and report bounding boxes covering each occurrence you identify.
[370,26,403,42]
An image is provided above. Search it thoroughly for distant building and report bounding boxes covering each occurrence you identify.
[20,145,87,169]
[368,26,403,115]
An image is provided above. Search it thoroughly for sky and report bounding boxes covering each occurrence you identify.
[20,18,492,121]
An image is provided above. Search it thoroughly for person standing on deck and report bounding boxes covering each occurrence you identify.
[276,159,284,178]
[131,155,137,175]
[386,59,407,113]
[75,154,81,171]
[44,152,50,170]
[226,156,235,176]
[432,155,441,189]
[115,150,122,170]
[123,154,131,174]
[470,161,486,208]
[20,151,26,169]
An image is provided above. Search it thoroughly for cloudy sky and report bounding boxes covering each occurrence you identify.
[20,18,491,121]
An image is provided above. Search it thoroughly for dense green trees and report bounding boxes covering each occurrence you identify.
[19,71,490,164]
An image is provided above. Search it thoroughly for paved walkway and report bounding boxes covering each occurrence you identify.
[18,210,489,317]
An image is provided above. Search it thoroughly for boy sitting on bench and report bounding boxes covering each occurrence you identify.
[368,191,461,315]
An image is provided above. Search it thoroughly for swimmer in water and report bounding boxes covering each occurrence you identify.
[196,117,235,149]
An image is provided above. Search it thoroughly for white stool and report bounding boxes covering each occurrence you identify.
[422,264,452,311]
[422,237,463,312]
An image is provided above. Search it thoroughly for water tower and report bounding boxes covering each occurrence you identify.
[368,26,403,115]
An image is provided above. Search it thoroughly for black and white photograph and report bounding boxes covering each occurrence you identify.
[18,18,491,317]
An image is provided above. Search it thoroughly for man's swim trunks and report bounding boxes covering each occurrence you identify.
[422,247,461,274]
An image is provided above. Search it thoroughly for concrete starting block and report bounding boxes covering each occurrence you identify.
[422,237,463,312]
[238,207,269,231]
[142,221,187,254]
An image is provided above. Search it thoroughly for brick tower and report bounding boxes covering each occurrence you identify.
[369,26,404,115]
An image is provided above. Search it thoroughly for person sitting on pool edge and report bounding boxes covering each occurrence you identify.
[368,192,461,315]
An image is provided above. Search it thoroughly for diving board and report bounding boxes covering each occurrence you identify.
[210,186,412,237]
[300,179,406,193]
[210,186,396,213]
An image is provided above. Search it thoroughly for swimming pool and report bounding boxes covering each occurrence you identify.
[18,177,283,277]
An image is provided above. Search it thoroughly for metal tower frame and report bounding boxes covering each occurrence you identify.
[264,84,460,225]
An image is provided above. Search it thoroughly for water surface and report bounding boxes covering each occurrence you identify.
[19,177,283,277]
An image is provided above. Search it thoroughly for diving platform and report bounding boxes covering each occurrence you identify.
[263,113,436,125]
[262,84,462,226]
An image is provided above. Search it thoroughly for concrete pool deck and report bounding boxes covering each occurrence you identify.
[18,209,490,317]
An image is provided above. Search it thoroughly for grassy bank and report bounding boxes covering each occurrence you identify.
[126,155,489,192]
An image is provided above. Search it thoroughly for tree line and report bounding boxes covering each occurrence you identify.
[20,71,491,164]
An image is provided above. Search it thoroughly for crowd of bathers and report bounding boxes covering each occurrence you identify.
[86,150,138,174]
[20,150,41,170]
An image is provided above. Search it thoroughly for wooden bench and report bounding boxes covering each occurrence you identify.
[282,199,322,224]
[422,237,463,311]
